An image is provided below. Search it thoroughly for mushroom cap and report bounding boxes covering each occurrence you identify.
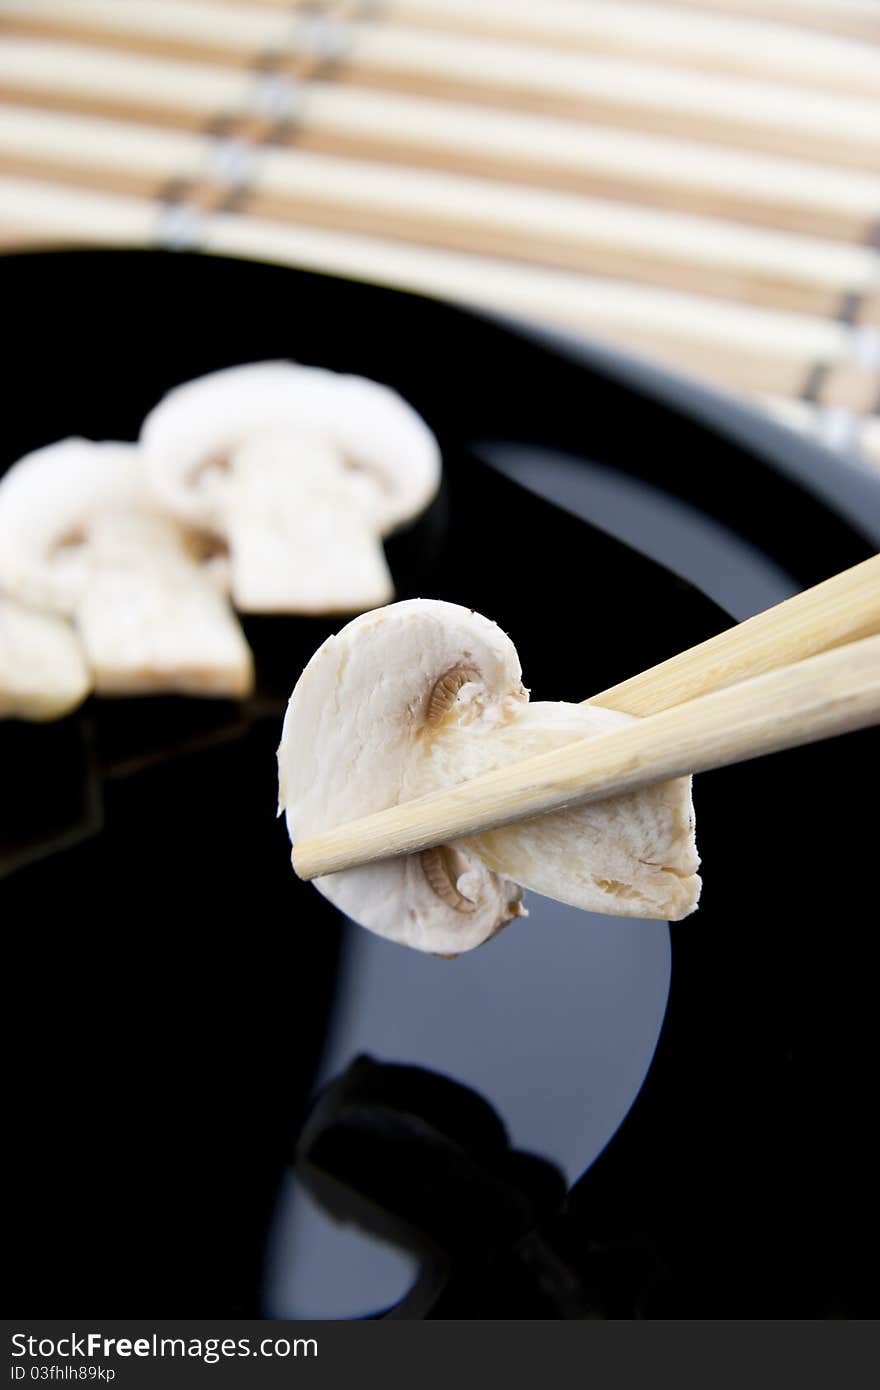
[0,438,144,615]
[278,599,528,955]
[140,361,442,536]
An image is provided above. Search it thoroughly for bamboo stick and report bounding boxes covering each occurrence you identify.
[1,106,876,319]
[288,121,880,244]
[244,145,880,300]
[3,3,879,169]
[635,0,880,46]
[37,0,880,98]
[0,38,251,127]
[291,633,880,880]
[180,0,880,46]
[0,176,156,243]
[587,553,880,715]
[379,0,880,100]
[329,31,880,171]
[242,190,853,316]
[1,0,285,62]
[3,39,877,241]
[0,107,206,184]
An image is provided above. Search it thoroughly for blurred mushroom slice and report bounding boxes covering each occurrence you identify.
[0,439,253,698]
[140,361,441,615]
[0,597,90,721]
[229,433,393,613]
[278,600,700,956]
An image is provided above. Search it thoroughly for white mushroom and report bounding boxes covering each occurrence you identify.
[140,362,441,615]
[0,439,254,698]
[0,596,90,721]
[278,600,700,955]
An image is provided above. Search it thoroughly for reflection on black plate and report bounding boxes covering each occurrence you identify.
[4,251,878,1319]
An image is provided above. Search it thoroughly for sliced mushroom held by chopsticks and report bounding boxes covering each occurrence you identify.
[0,595,91,721]
[0,438,254,700]
[277,600,700,955]
[140,362,441,616]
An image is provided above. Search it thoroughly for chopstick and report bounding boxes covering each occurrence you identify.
[292,554,880,880]
[293,633,880,880]
[588,551,880,715]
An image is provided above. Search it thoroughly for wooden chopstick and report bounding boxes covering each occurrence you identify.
[293,555,880,880]
[293,632,880,880]
[589,551,880,715]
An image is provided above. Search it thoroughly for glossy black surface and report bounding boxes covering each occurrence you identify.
[4,250,878,1318]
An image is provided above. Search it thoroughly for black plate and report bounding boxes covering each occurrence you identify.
[4,250,879,1318]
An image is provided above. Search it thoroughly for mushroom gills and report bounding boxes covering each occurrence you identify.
[227,434,394,614]
[0,596,91,721]
[419,844,479,913]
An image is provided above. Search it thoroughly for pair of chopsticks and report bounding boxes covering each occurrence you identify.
[293,553,880,881]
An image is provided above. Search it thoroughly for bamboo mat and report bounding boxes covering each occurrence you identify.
[1,0,879,470]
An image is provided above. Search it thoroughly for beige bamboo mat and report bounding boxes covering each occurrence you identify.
[1,0,878,470]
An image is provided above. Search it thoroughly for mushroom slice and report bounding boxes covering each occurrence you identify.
[278,599,528,955]
[140,361,441,615]
[430,703,700,922]
[0,439,254,698]
[0,597,90,721]
[278,600,700,956]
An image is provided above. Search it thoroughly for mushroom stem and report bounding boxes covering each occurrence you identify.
[74,511,253,697]
[227,434,394,615]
